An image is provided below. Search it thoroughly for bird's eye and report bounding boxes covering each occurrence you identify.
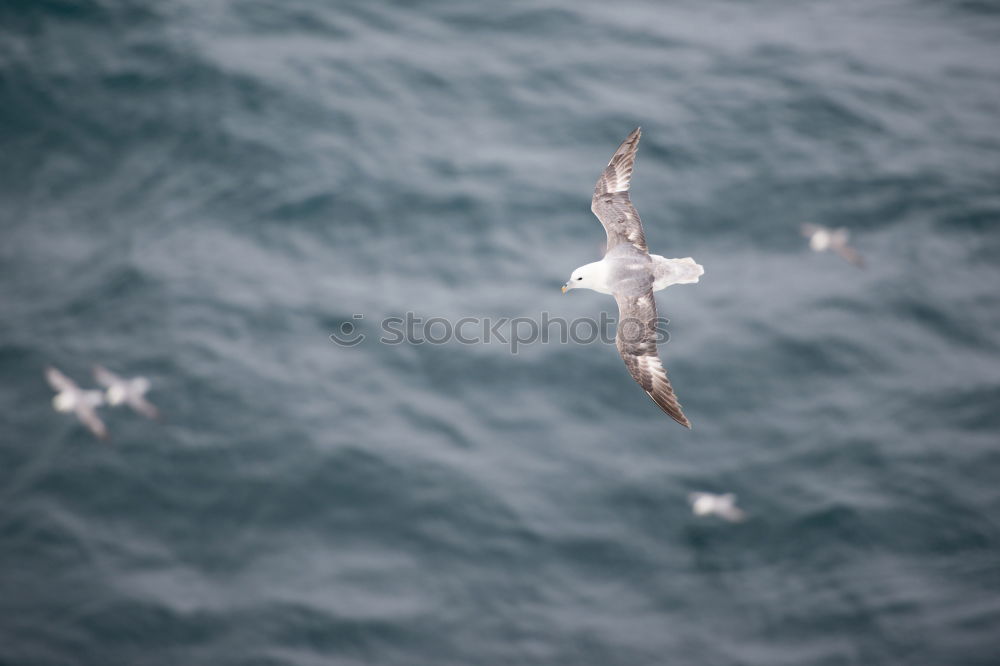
[577,277,583,281]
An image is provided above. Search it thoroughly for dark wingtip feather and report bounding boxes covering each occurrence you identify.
[646,391,692,429]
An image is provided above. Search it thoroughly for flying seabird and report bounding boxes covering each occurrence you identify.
[562,128,703,428]
[688,492,745,522]
[801,223,864,268]
[93,365,160,421]
[45,366,109,441]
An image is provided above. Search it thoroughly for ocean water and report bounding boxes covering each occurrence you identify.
[2,0,1000,664]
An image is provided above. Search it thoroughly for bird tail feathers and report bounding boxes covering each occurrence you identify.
[653,256,704,289]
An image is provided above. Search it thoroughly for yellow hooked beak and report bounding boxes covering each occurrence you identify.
[561,285,568,294]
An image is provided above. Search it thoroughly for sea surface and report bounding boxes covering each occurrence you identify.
[2,1,1000,664]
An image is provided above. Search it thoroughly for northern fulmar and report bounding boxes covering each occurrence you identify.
[45,366,108,441]
[93,365,160,421]
[801,222,864,268]
[562,128,703,428]
[688,491,746,522]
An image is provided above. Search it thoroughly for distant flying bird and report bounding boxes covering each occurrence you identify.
[45,366,108,441]
[562,128,704,428]
[801,223,864,268]
[688,492,746,522]
[93,365,160,421]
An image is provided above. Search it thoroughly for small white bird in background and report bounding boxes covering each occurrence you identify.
[801,223,865,268]
[688,491,746,522]
[45,366,109,441]
[93,365,160,421]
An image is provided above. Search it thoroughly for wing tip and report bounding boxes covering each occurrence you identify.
[626,126,641,148]
[612,127,642,160]
[660,399,692,429]
[663,407,692,430]
[647,392,692,429]
[44,365,70,390]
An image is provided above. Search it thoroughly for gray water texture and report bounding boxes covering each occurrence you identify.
[2,1,999,664]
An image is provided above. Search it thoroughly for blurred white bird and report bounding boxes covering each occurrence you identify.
[93,365,160,421]
[45,366,109,441]
[687,491,746,522]
[801,223,864,268]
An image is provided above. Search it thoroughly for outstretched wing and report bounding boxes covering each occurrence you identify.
[613,288,691,428]
[834,245,865,268]
[76,406,109,441]
[45,366,77,393]
[592,128,648,254]
[718,495,746,522]
[92,365,123,388]
[831,232,865,268]
[131,397,161,421]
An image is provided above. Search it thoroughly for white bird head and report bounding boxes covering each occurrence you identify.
[688,492,717,516]
[562,261,605,293]
[52,392,76,412]
[809,229,831,252]
[106,384,128,405]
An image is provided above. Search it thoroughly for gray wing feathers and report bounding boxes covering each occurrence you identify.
[592,128,648,254]
[594,127,640,196]
[77,406,109,441]
[45,366,77,392]
[613,290,691,428]
[93,365,123,388]
[833,243,865,268]
[131,397,161,421]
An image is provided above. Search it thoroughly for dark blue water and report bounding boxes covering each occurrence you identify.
[2,1,1000,664]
